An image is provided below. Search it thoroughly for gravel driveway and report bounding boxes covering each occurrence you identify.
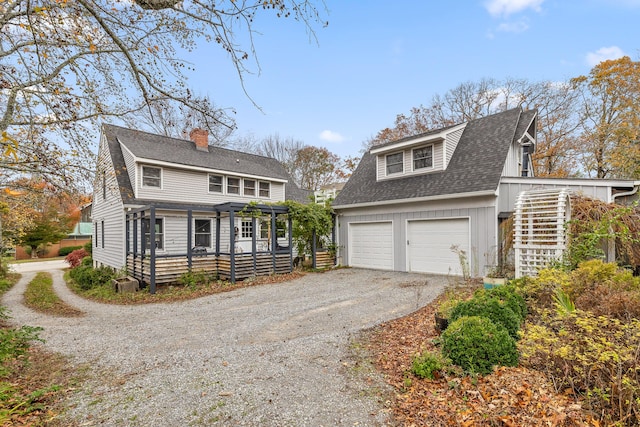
[3,264,450,426]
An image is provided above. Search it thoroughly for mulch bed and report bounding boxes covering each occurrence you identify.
[363,283,598,426]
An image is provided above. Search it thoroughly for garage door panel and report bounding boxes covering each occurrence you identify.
[407,219,469,275]
[349,222,393,270]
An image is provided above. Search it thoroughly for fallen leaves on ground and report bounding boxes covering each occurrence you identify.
[363,282,598,426]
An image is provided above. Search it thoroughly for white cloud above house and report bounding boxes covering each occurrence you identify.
[484,0,544,17]
[319,130,345,143]
[585,46,626,66]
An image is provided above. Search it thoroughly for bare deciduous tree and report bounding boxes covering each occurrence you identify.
[0,0,327,189]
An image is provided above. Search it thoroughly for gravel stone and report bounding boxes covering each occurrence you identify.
[3,263,450,426]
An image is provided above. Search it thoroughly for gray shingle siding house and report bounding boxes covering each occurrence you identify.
[333,107,639,276]
[92,124,307,271]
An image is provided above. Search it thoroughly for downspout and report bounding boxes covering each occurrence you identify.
[608,184,639,262]
[611,185,640,203]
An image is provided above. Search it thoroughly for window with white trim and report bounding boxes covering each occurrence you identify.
[244,179,256,196]
[413,146,433,170]
[142,218,164,250]
[209,174,223,193]
[227,177,240,195]
[386,152,403,175]
[195,219,211,247]
[101,221,105,248]
[259,181,270,198]
[142,166,161,188]
[241,220,253,238]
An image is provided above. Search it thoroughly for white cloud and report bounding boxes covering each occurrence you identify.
[484,0,544,17]
[585,46,626,66]
[319,130,345,143]
[496,20,529,33]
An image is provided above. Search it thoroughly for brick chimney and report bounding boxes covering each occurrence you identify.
[189,128,209,152]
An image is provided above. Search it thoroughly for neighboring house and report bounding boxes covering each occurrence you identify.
[333,107,640,276]
[314,182,346,204]
[92,125,308,285]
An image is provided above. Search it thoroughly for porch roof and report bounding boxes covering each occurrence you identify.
[126,201,289,215]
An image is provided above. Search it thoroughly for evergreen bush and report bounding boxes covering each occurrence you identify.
[449,296,521,339]
[441,316,518,375]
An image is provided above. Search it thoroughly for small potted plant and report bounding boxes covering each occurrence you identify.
[434,290,461,333]
[483,264,507,290]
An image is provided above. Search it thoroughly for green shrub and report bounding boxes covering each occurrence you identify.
[441,316,518,375]
[450,296,521,339]
[58,246,83,257]
[411,351,448,380]
[519,309,640,425]
[81,256,93,267]
[482,285,528,321]
[0,325,43,377]
[69,265,115,291]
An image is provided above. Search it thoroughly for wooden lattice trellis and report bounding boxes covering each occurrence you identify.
[514,188,571,278]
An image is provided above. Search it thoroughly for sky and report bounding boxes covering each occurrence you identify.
[181,0,640,159]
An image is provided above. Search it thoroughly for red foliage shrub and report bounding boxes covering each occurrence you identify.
[64,249,89,268]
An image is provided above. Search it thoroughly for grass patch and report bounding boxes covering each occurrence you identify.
[24,272,84,317]
[1,273,79,426]
[66,270,305,305]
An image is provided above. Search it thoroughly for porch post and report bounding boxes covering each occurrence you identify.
[150,207,156,294]
[139,211,144,289]
[230,210,235,283]
[215,211,221,277]
[312,229,317,269]
[288,215,293,271]
[251,216,257,276]
[187,209,193,270]
[271,210,277,272]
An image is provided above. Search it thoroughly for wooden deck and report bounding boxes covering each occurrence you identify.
[127,253,292,285]
[315,251,335,269]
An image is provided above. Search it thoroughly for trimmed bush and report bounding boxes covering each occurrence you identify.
[484,285,528,321]
[450,296,521,339]
[58,246,83,257]
[441,316,518,375]
[69,265,115,291]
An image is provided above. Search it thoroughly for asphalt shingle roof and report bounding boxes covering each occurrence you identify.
[102,124,308,204]
[334,107,533,207]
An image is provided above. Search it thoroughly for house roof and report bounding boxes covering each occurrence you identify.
[102,124,308,204]
[334,107,533,207]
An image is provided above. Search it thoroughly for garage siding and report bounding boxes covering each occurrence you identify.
[336,202,497,276]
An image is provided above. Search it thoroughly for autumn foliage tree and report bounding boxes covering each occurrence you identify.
[572,56,640,179]
[292,146,341,190]
[0,178,83,255]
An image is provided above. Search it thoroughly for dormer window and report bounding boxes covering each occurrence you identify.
[413,146,433,170]
[386,153,403,175]
[142,166,161,188]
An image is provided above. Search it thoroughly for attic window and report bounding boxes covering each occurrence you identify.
[386,152,403,175]
[413,145,433,170]
[142,166,161,188]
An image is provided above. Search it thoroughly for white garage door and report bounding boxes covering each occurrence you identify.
[407,218,470,275]
[349,222,393,270]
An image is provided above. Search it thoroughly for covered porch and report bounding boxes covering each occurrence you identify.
[125,202,293,293]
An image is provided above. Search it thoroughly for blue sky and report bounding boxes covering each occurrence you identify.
[183,0,640,159]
